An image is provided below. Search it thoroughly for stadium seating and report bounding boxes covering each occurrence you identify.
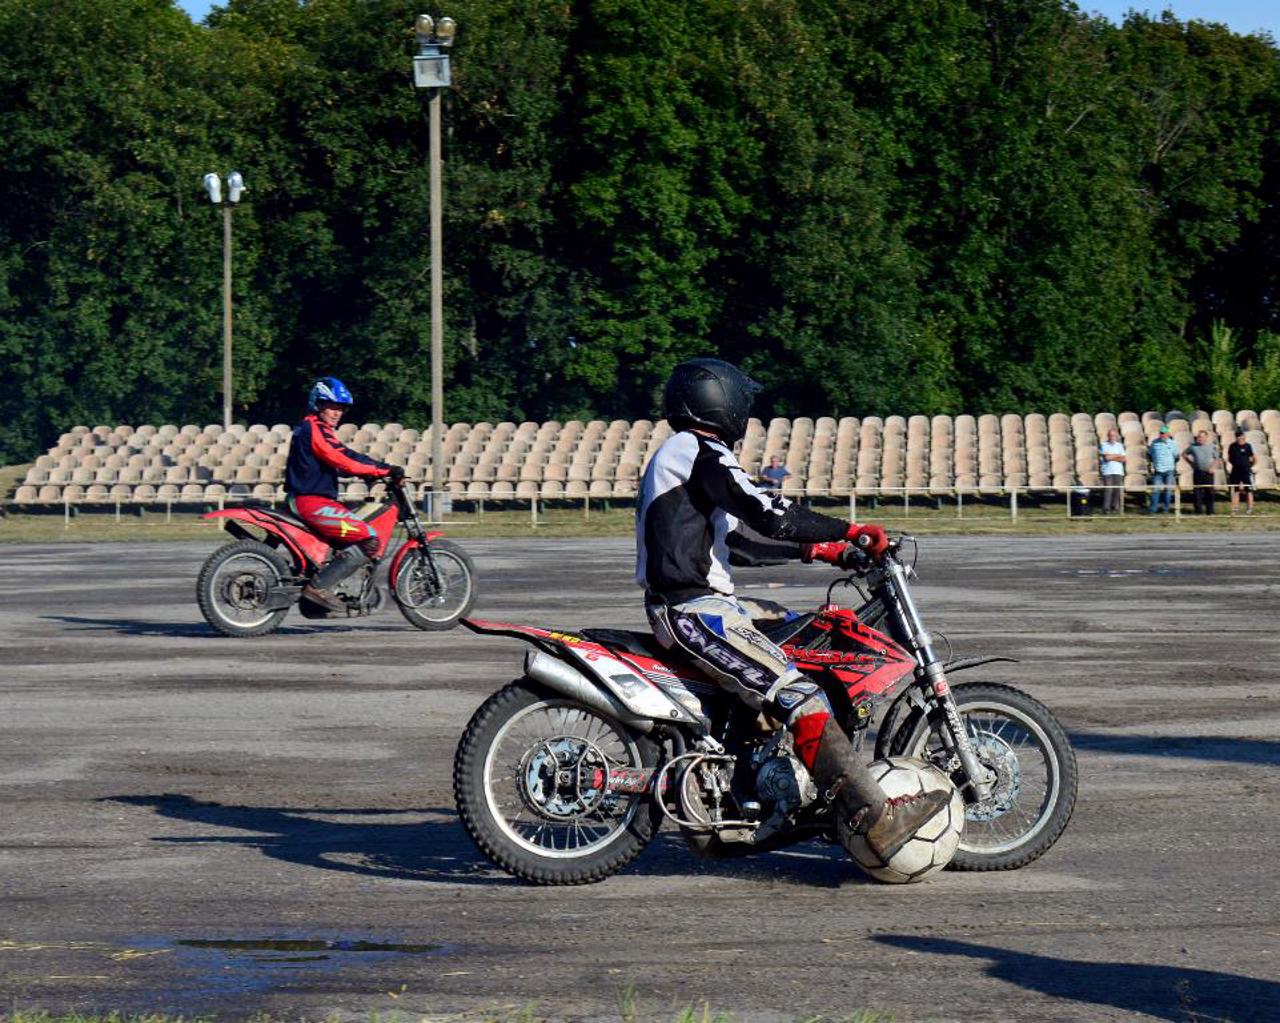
[10,410,1279,507]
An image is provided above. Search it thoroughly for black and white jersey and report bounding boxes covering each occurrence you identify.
[635,430,849,604]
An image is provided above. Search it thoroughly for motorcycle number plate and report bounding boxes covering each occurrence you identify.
[564,646,692,722]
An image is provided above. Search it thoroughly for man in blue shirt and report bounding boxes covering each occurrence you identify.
[1148,425,1180,514]
[759,455,791,491]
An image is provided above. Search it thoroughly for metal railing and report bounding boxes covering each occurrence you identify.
[3,480,1274,530]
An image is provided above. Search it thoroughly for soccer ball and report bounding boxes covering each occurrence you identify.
[843,757,965,884]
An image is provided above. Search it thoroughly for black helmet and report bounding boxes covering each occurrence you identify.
[663,358,761,444]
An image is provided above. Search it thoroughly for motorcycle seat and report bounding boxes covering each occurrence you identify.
[251,505,310,531]
[755,612,817,646]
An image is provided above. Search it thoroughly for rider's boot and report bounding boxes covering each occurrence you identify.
[808,717,950,862]
[302,546,370,614]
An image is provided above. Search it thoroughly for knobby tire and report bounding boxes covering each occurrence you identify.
[453,679,662,885]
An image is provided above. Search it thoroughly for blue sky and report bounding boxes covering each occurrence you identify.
[177,0,1276,37]
[1084,1,1276,36]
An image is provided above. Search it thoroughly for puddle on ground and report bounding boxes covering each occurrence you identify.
[108,934,454,1000]
[176,937,443,964]
[1059,566,1200,578]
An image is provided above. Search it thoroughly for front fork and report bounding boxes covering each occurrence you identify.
[883,563,996,802]
[395,484,445,596]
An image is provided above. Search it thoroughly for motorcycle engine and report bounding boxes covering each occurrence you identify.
[753,735,819,818]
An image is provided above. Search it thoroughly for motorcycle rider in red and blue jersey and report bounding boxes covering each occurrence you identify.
[637,358,949,861]
[287,376,405,613]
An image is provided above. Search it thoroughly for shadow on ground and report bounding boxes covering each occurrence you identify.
[106,794,859,888]
[1069,730,1280,765]
[874,935,1280,1023]
[46,614,408,638]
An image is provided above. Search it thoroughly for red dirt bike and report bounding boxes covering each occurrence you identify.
[454,535,1076,885]
[195,478,475,637]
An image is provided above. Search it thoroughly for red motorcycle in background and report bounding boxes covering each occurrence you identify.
[195,478,475,637]
[454,535,1076,885]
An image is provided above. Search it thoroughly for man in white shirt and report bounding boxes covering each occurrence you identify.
[1098,428,1126,514]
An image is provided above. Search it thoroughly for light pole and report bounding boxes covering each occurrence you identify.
[202,171,246,430]
[412,13,456,510]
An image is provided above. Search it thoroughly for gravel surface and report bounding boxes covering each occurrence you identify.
[1,535,1278,1022]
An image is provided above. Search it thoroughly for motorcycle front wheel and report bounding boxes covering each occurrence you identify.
[393,539,476,631]
[196,538,292,638]
[453,679,661,885]
[888,682,1077,871]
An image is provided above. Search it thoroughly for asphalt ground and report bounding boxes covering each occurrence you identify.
[1,535,1278,1022]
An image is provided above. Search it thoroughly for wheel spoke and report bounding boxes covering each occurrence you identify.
[912,698,1062,857]
[484,697,643,860]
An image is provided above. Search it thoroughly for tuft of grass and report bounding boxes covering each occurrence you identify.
[0,998,917,1023]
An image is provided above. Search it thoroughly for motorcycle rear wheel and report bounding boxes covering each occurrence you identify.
[394,539,476,631]
[888,682,1077,871]
[196,538,292,638]
[454,679,661,885]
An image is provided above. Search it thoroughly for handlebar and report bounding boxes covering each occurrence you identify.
[838,534,907,574]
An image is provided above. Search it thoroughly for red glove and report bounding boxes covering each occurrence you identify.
[801,541,849,565]
[846,523,889,558]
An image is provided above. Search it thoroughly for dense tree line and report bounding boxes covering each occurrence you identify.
[1,0,1277,463]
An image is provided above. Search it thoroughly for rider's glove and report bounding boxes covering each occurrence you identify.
[845,523,888,559]
[387,464,406,483]
[801,541,849,565]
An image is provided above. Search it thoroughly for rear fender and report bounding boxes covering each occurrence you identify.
[462,618,698,728]
[200,508,324,571]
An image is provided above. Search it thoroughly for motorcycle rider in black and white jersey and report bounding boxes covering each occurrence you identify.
[638,358,949,861]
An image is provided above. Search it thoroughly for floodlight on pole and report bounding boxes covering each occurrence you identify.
[203,172,222,205]
[412,14,457,513]
[203,170,246,430]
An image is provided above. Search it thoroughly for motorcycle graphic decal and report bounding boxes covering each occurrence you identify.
[562,644,694,722]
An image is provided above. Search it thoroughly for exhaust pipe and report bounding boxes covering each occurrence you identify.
[524,650,654,734]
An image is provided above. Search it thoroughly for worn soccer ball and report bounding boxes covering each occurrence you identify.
[843,757,965,884]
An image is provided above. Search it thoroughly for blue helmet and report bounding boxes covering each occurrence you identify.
[308,376,354,411]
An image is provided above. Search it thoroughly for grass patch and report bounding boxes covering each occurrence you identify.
[0,461,31,499]
[4,494,1280,544]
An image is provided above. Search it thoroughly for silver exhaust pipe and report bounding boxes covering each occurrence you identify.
[524,649,654,734]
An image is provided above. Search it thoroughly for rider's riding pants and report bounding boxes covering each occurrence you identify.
[645,594,834,769]
[291,495,380,559]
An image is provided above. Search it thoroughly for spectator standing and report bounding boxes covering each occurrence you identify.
[1147,425,1180,514]
[1184,430,1221,515]
[759,455,791,492]
[1226,428,1257,515]
[1098,428,1126,514]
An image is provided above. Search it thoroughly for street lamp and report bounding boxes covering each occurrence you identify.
[412,13,456,511]
[203,171,246,430]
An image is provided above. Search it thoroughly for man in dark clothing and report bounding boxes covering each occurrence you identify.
[286,376,404,612]
[636,357,949,864]
[1227,428,1256,515]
